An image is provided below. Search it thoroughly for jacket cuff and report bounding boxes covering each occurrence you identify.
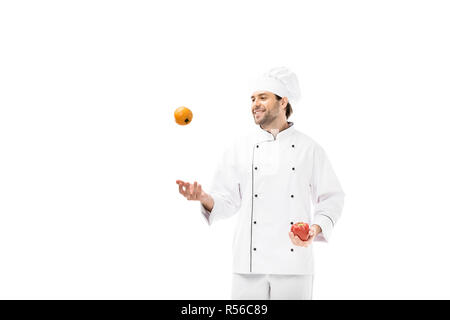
[200,203,211,225]
[200,194,218,226]
[313,214,334,242]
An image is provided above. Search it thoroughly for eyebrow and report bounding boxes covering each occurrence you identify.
[250,93,268,99]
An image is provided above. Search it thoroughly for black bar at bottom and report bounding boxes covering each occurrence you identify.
[0,300,445,319]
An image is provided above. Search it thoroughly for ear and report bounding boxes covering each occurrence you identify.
[280,97,289,109]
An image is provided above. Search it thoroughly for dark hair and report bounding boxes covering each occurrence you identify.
[274,94,293,119]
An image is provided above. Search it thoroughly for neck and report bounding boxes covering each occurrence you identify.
[261,119,290,137]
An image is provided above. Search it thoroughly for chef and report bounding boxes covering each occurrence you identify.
[176,67,345,300]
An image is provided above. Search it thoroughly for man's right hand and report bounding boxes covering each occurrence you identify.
[176,180,214,211]
[176,180,205,201]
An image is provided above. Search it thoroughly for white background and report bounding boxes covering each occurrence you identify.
[1,0,449,299]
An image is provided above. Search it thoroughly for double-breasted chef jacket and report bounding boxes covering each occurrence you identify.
[200,122,345,275]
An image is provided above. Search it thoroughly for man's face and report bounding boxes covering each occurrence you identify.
[251,91,283,126]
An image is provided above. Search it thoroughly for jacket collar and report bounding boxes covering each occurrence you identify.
[254,121,295,142]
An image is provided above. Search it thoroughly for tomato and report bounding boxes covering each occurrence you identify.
[291,222,310,241]
[174,106,193,125]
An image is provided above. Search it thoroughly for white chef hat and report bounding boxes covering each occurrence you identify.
[251,66,301,105]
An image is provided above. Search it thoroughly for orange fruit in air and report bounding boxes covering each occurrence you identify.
[174,106,193,125]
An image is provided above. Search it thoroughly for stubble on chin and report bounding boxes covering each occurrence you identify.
[253,115,264,126]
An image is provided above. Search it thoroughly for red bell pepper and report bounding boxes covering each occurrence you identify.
[291,222,310,241]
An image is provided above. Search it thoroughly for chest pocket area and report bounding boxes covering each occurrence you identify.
[254,141,280,176]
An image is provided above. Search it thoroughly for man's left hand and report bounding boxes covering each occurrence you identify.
[288,224,322,247]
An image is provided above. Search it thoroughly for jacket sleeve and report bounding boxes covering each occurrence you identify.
[200,143,242,225]
[310,144,345,242]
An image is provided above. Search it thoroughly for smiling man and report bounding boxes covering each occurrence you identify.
[176,67,345,300]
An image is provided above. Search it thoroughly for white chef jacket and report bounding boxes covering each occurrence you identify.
[200,122,345,275]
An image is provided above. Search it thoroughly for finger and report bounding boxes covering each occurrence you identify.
[193,181,198,199]
[180,183,187,197]
[188,183,195,200]
[294,236,304,246]
[197,184,203,198]
[304,232,315,246]
[178,183,184,195]
[177,180,186,189]
[181,182,188,198]
[291,235,302,246]
[186,183,192,199]
[289,233,297,246]
[304,239,313,247]
[289,232,305,247]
